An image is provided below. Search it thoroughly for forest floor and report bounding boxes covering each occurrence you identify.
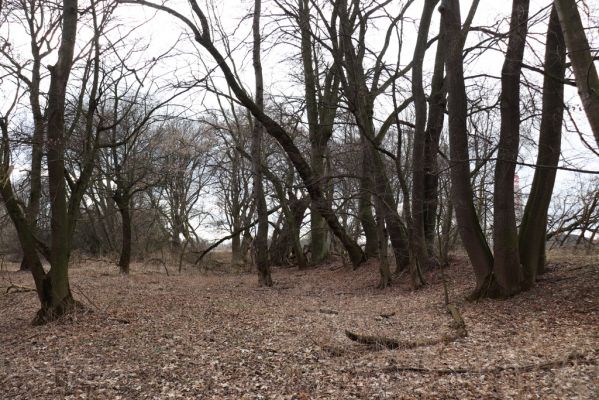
[0,253,598,399]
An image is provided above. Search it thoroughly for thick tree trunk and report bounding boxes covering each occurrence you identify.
[309,145,330,264]
[554,0,599,146]
[117,199,132,274]
[493,0,530,297]
[410,0,437,273]
[359,138,379,258]
[519,7,566,288]
[33,0,80,323]
[440,0,496,297]
[252,0,272,287]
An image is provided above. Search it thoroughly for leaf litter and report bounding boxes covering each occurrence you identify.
[0,256,597,399]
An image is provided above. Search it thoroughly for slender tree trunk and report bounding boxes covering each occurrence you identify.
[554,0,599,146]
[493,0,530,296]
[252,0,272,286]
[197,30,366,267]
[423,17,446,260]
[519,6,565,288]
[373,194,391,288]
[440,0,496,298]
[410,0,437,273]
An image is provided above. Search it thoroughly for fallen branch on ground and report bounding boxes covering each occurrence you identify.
[384,351,592,374]
[4,284,35,294]
[346,302,468,350]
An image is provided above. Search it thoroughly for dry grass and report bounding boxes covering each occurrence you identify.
[0,255,598,399]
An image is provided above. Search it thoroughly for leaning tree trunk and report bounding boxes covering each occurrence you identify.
[493,0,530,297]
[519,6,566,288]
[252,0,272,286]
[37,0,81,324]
[440,0,496,298]
[554,0,599,146]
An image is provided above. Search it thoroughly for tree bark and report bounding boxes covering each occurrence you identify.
[554,0,599,147]
[519,6,565,288]
[423,17,446,260]
[116,195,132,274]
[440,0,496,297]
[252,0,272,287]
[298,0,339,264]
[37,0,80,323]
[493,0,530,296]
[410,0,437,273]
[359,137,379,258]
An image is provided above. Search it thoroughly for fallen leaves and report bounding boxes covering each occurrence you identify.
[0,256,597,399]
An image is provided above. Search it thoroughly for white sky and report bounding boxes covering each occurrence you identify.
[1,0,598,240]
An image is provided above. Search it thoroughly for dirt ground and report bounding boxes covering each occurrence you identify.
[1,255,598,399]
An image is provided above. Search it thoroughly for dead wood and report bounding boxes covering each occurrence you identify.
[384,351,592,375]
[446,303,467,337]
[319,308,339,315]
[4,284,35,294]
[344,330,453,350]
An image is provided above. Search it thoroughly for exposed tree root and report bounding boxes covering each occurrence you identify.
[32,298,87,326]
[384,351,592,375]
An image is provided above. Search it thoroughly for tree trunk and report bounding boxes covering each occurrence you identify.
[117,198,132,275]
[252,0,272,287]
[373,192,391,288]
[440,0,496,297]
[298,0,338,264]
[493,0,530,297]
[410,0,437,273]
[189,2,365,267]
[519,6,565,288]
[554,0,599,146]
[35,0,80,323]
[423,17,446,260]
[359,137,379,258]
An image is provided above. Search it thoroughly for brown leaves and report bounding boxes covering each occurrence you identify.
[0,257,598,398]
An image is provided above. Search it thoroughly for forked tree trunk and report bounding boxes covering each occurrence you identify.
[493,0,530,297]
[554,0,599,146]
[252,0,272,287]
[298,0,338,264]
[440,0,496,298]
[36,0,81,323]
[519,6,565,287]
